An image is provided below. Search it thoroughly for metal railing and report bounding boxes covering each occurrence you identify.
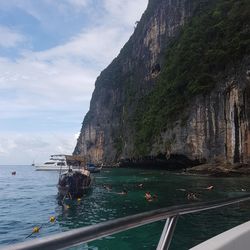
[2,194,250,250]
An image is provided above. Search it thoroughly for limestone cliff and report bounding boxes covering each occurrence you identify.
[150,60,250,166]
[74,0,250,169]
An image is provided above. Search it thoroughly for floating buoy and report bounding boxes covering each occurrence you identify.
[11,171,16,175]
[49,216,56,223]
[32,227,40,233]
[77,198,81,202]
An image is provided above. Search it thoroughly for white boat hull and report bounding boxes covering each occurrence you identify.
[35,166,70,171]
[191,221,250,250]
[34,154,86,171]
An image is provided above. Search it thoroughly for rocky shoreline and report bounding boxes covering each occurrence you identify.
[186,163,250,177]
[113,159,250,177]
[100,154,250,177]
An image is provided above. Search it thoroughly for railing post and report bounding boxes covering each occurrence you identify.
[156,216,179,250]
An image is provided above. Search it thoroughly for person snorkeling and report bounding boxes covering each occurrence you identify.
[117,189,128,195]
[205,185,214,190]
[103,184,112,191]
[187,192,199,201]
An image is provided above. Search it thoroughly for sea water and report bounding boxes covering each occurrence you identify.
[1,165,250,250]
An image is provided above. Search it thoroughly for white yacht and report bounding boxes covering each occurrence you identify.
[35,154,73,171]
[35,154,87,171]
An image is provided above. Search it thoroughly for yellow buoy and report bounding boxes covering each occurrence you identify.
[49,216,56,222]
[32,227,40,233]
[77,198,81,202]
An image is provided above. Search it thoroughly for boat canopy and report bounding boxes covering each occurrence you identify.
[65,155,87,167]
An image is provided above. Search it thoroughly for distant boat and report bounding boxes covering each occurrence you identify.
[35,154,102,173]
[86,163,102,173]
[31,160,35,167]
[35,155,68,171]
[57,168,92,199]
[35,155,84,171]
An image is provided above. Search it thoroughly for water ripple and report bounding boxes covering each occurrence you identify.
[1,166,250,250]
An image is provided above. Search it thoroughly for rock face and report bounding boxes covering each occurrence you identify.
[151,60,250,167]
[74,0,250,168]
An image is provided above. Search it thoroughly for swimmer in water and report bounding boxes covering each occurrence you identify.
[117,189,128,195]
[187,192,199,201]
[145,191,153,202]
[103,184,112,191]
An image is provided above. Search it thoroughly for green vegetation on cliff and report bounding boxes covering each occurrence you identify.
[135,0,250,155]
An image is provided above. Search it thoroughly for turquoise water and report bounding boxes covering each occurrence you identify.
[1,165,250,249]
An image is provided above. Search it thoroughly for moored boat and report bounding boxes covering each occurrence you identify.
[86,163,102,173]
[35,154,69,171]
[57,168,92,199]
[35,154,86,171]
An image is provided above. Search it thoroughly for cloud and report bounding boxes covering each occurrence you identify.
[0,132,76,164]
[103,0,148,26]
[33,26,132,67]
[0,26,25,48]
[0,0,148,164]
[65,0,89,8]
[0,56,96,122]
[0,22,139,122]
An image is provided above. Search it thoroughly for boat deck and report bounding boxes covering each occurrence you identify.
[191,221,250,250]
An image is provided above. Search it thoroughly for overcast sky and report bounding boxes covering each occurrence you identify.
[0,0,148,165]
